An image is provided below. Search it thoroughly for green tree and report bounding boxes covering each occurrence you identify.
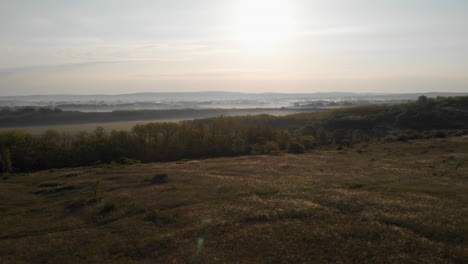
[287,139,305,154]
[0,148,13,173]
[301,136,316,150]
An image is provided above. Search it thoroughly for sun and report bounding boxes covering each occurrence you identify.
[234,0,296,53]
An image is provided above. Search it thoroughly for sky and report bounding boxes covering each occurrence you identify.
[0,0,467,95]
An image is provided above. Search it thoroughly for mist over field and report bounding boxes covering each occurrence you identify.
[2,91,467,110]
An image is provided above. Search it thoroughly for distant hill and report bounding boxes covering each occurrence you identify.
[1,91,467,102]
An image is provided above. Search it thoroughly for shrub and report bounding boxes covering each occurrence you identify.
[301,136,316,150]
[104,162,124,169]
[0,148,13,173]
[263,141,280,154]
[287,141,305,154]
[119,157,141,165]
[434,131,447,138]
[421,131,432,139]
[66,198,98,211]
[347,183,366,189]
[397,133,409,142]
[146,173,168,185]
[407,130,423,140]
[249,144,264,155]
[384,135,397,143]
[37,182,61,188]
[144,209,173,225]
[97,202,116,216]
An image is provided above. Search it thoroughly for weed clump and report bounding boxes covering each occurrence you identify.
[175,159,191,164]
[33,185,76,195]
[37,181,61,188]
[434,131,448,138]
[288,142,305,154]
[97,202,116,216]
[119,157,141,165]
[145,173,168,185]
[66,198,98,211]
[397,133,410,142]
[347,183,366,189]
[144,209,173,225]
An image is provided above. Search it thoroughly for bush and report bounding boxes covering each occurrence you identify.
[384,135,397,143]
[37,181,61,188]
[263,141,280,154]
[397,133,409,142]
[421,131,432,139]
[249,144,264,155]
[144,209,173,225]
[97,202,116,216]
[66,197,98,211]
[287,141,305,154]
[434,131,447,138]
[407,130,423,140]
[0,148,13,173]
[301,136,316,150]
[119,157,141,165]
[146,173,168,185]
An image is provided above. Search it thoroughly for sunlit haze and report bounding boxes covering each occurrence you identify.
[0,0,467,95]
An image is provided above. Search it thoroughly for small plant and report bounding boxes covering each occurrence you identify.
[384,135,397,143]
[92,180,101,200]
[263,141,280,154]
[434,131,447,138]
[144,209,173,225]
[145,173,168,185]
[59,173,80,178]
[37,181,61,188]
[347,183,366,189]
[1,172,12,180]
[287,141,305,154]
[97,202,116,216]
[66,197,98,211]
[0,148,13,173]
[119,157,141,165]
[397,133,409,142]
[301,136,316,150]
[104,162,124,169]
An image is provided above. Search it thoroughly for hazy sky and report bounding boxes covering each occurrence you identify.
[0,0,467,95]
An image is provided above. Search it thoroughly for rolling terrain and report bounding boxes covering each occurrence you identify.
[1,136,466,263]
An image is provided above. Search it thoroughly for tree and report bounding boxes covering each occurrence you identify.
[301,136,316,150]
[287,139,305,154]
[0,148,13,173]
[263,141,280,154]
[417,95,428,104]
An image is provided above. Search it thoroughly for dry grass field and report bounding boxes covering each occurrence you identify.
[1,136,467,263]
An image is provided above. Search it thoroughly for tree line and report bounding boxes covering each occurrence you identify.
[1,96,467,172]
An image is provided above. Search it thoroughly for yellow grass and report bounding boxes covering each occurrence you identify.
[1,136,467,263]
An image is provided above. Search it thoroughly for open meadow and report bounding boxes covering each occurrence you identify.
[1,136,466,263]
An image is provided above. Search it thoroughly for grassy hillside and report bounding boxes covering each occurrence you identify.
[1,136,467,263]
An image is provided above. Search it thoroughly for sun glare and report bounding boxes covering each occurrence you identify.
[234,0,296,53]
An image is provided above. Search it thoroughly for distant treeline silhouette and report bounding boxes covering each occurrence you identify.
[1,96,467,172]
